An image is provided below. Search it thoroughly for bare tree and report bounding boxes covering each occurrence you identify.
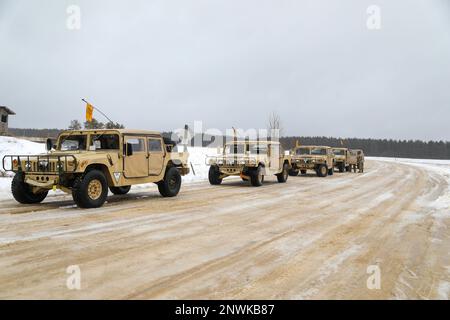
[68,119,82,130]
[267,111,283,139]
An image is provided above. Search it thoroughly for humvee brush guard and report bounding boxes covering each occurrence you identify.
[207,140,291,187]
[3,129,190,208]
[290,145,335,177]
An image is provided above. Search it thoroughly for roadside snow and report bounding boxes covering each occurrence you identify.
[0,136,47,200]
[0,136,46,175]
[367,157,450,213]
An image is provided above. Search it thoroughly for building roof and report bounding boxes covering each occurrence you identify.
[0,106,15,115]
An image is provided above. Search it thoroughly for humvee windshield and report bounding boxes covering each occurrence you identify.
[59,135,87,151]
[225,143,269,155]
[311,148,327,155]
[296,148,311,155]
[333,149,345,155]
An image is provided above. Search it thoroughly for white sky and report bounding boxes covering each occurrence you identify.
[0,0,449,140]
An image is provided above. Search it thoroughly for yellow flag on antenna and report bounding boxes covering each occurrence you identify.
[86,103,94,122]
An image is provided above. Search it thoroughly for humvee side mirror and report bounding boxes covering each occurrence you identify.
[126,143,133,156]
[46,138,53,151]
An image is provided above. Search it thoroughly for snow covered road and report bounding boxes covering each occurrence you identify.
[0,159,449,299]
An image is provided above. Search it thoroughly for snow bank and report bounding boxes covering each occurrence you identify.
[182,146,215,183]
[0,136,46,175]
[0,136,47,200]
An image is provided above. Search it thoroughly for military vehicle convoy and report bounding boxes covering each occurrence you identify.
[289,145,335,177]
[3,125,366,208]
[207,140,291,186]
[3,129,190,208]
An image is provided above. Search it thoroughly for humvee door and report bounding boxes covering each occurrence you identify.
[124,136,148,178]
[148,137,164,175]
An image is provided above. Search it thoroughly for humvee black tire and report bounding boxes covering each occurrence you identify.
[300,170,307,175]
[208,166,223,185]
[72,170,108,208]
[250,165,264,187]
[288,169,299,176]
[277,163,289,183]
[339,163,345,173]
[345,165,350,172]
[11,173,48,204]
[158,167,182,197]
[316,164,328,177]
[109,185,131,195]
[359,163,364,173]
[328,167,334,176]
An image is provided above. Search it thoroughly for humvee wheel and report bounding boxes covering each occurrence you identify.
[11,173,48,204]
[328,167,334,176]
[158,167,181,197]
[250,165,264,187]
[345,165,350,172]
[339,163,345,173]
[300,170,307,175]
[208,166,223,185]
[288,169,299,176]
[72,170,108,208]
[316,164,328,177]
[359,163,364,173]
[109,186,131,195]
[276,163,289,183]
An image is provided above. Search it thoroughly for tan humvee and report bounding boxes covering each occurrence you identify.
[207,140,291,186]
[290,145,335,177]
[3,129,190,208]
[332,147,351,173]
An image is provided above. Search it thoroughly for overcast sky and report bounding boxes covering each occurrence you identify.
[1,0,449,140]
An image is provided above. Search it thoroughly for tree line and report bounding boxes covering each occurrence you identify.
[9,118,125,138]
[281,136,450,160]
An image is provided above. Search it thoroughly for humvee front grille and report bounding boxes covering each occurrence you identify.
[2,155,77,174]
